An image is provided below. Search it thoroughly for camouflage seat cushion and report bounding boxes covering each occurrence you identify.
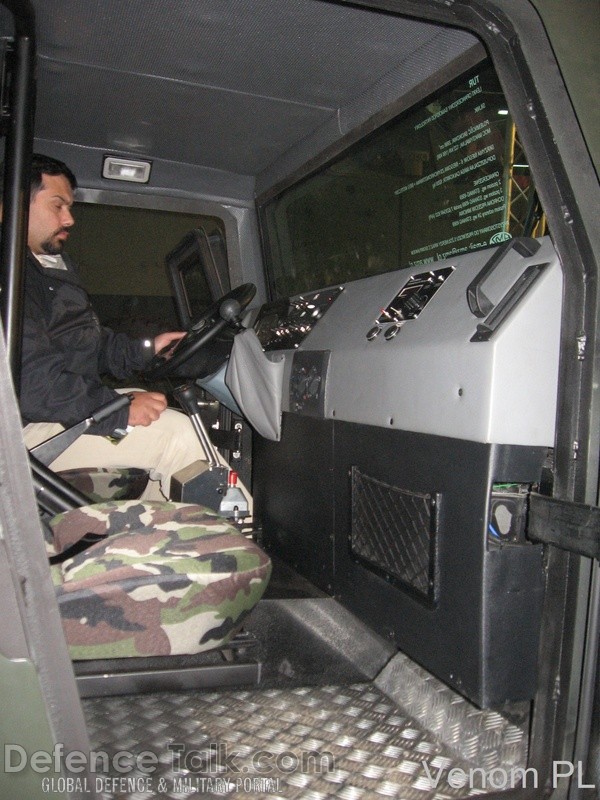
[49,500,271,660]
[56,466,149,502]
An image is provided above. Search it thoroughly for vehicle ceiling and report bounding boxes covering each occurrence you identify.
[0,0,482,204]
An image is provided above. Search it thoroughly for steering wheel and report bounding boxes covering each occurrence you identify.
[144,283,256,380]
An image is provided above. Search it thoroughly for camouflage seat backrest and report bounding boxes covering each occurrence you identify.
[48,500,271,659]
[57,466,149,503]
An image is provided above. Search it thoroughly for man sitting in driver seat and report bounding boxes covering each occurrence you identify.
[9,153,224,502]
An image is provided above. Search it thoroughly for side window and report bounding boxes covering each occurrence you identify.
[166,227,231,328]
[66,204,226,336]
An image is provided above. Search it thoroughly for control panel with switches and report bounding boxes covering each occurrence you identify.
[366,266,454,341]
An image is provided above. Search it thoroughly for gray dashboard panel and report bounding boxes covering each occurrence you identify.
[280,237,561,446]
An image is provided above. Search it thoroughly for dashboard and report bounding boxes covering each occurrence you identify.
[242,238,562,447]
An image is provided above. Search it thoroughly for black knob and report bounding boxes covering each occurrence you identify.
[219,298,244,330]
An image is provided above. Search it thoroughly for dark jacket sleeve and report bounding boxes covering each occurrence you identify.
[97,326,150,378]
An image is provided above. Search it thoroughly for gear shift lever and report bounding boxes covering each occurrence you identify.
[170,381,250,522]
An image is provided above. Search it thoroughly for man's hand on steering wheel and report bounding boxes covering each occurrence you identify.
[153,331,186,357]
[143,283,256,381]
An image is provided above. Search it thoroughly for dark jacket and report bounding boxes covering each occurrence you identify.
[20,250,151,435]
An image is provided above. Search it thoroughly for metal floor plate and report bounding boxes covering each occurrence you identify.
[83,681,516,800]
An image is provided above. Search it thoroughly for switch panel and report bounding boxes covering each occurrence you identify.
[368,266,454,339]
[290,350,330,417]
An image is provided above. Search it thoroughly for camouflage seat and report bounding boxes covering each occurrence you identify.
[47,500,271,660]
[56,466,149,502]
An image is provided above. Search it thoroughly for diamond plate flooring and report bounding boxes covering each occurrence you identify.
[84,681,516,800]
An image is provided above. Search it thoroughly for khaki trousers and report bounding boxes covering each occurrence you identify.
[24,400,248,506]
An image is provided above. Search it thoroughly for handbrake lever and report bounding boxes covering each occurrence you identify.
[30,395,132,465]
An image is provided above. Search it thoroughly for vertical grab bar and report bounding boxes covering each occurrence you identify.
[0,0,36,387]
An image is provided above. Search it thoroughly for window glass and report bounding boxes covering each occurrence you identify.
[67,204,225,335]
[263,61,544,299]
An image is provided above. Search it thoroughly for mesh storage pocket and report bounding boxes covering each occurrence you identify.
[350,467,440,603]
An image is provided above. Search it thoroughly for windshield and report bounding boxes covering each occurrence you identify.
[262,61,543,299]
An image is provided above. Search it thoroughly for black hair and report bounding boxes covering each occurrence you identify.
[0,152,77,198]
[30,153,77,196]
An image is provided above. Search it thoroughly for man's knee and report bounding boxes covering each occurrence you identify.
[158,408,195,435]
[23,421,65,450]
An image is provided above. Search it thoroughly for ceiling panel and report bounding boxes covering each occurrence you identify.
[36,60,331,175]
[34,0,441,107]
[30,0,469,178]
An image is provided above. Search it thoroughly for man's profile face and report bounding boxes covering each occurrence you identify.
[27,173,75,255]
